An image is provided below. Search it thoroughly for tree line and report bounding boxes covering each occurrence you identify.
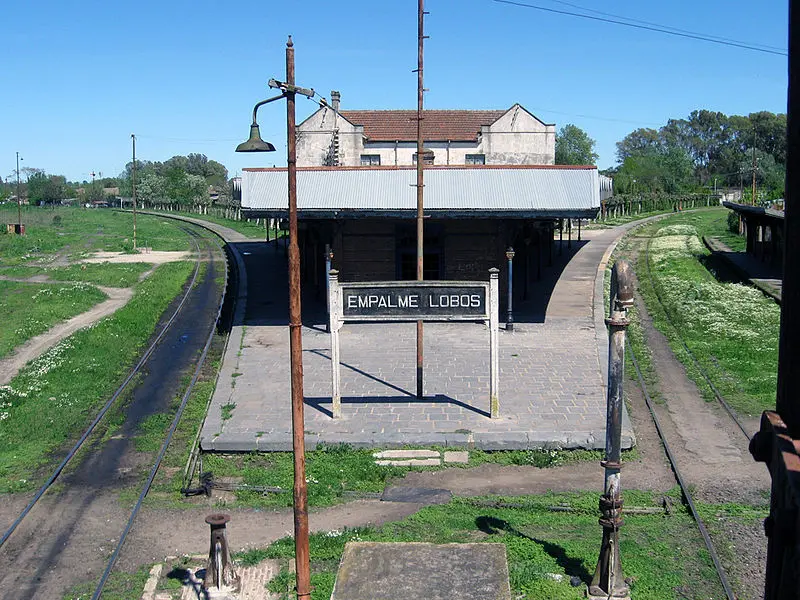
[2,153,235,213]
[555,109,786,204]
[120,153,232,212]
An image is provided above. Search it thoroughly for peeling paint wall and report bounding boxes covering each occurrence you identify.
[297,104,555,166]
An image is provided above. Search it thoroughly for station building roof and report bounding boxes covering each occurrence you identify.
[240,165,600,219]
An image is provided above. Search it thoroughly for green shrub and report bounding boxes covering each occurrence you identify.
[727,210,740,234]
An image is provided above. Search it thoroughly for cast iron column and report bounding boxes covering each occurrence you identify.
[325,244,333,332]
[505,247,515,331]
[589,260,634,600]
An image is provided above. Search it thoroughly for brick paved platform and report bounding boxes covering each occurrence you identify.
[199,222,640,452]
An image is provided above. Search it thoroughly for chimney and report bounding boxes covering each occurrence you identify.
[331,90,341,112]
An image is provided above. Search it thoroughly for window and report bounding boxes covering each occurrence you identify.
[465,154,486,165]
[360,154,381,166]
[412,150,435,165]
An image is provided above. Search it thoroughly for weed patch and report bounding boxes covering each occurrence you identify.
[255,492,726,600]
[0,281,107,359]
[0,261,194,492]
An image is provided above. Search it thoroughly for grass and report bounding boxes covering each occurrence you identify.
[142,208,283,240]
[0,280,107,359]
[0,260,195,492]
[626,208,778,417]
[63,564,150,600]
[244,490,727,600]
[176,445,633,510]
[0,262,152,287]
[0,206,193,267]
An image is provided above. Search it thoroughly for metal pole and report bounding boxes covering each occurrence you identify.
[132,135,137,250]
[589,260,633,600]
[505,247,514,331]
[15,152,21,232]
[415,0,426,399]
[325,244,332,333]
[752,134,758,206]
[286,36,311,600]
[777,0,800,438]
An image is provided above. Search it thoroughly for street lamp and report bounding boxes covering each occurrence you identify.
[235,36,315,600]
[505,247,515,331]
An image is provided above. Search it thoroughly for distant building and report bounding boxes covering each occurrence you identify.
[297,92,555,167]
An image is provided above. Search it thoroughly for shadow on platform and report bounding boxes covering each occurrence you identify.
[235,238,590,328]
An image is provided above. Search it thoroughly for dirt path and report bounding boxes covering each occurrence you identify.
[0,286,134,385]
[0,250,192,386]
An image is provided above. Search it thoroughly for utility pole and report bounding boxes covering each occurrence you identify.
[15,152,22,232]
[752,142,758,206]
[132,134,138,250]
[415,0,427,399]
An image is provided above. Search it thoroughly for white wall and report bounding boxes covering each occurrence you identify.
[296,103,556,167]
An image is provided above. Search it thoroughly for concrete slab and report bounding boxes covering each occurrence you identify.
[443,451,469,464]
[375,458,442,467]
[374,449,440,459]
[380,487,452,504]
[330,542,511,600]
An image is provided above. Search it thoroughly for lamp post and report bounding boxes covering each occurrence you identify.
[15,152,22,233]
[505,246,515,331]
[235,36,315,600]
[325,244,333,333]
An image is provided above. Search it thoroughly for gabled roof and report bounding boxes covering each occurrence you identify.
[339,109,506,142]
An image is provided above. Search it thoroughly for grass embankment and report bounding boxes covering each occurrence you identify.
[0,260,195,492]
[0,281,107,359]
[0,208,192,359]
[142,209,283,240]
[0,262,152,287]
[0,205,191,265]
[625,208,778,416]
[229,490,737,600]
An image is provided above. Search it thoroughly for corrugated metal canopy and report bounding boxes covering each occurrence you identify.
[242,166,600,218]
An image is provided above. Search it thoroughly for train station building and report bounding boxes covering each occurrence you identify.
[239,97,601,303]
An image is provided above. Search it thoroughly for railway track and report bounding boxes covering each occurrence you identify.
[623,219,767,600]
[0,221,230,599]
[642,227,752,441]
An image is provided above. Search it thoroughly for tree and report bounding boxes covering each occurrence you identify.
[555,124,598,165]
[137,173,167,205]
[28,172,70,204]
[615,128,661,163]
[615,147,694,194]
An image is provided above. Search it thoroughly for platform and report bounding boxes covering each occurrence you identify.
[199,222,640,451]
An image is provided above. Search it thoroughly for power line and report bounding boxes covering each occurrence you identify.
[545,0,787,53]
[493,0,788,57]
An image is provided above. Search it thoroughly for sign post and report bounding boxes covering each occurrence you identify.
[328,270,500,418]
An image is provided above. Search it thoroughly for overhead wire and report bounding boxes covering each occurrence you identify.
[492,0,788,57]
[545,0,787,53]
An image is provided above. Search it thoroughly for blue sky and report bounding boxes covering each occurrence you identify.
[2,0,788,183]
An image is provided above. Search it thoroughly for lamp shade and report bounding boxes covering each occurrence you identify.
[236,124,276,152]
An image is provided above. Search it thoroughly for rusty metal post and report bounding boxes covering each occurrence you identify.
[285,36,312,600]
[589,260,634,600]
[203,514,240,592]
[325,244,333,333]
[415,0,426,399]
[749,4,800,599]
[505,246,515,331]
